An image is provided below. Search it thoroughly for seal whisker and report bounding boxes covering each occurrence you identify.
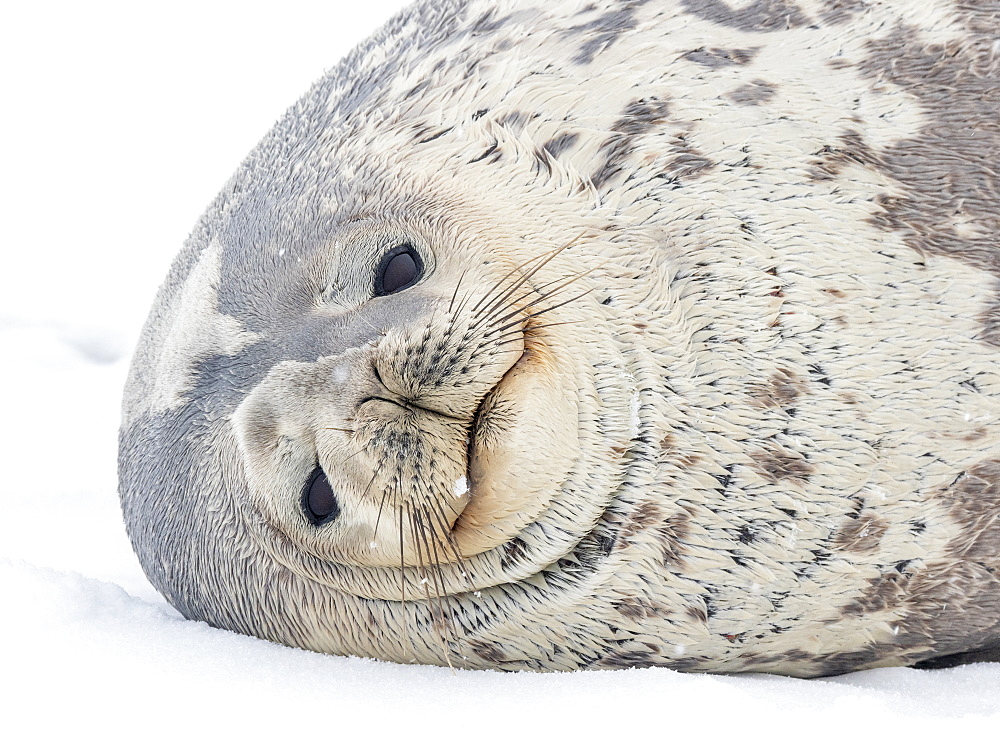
[320,426,355,440]
[469,246,562,319]
[483,320,586,350]
[419,490,470,578]
[397,501,410,662]
[482,317,586,344]
[419,504,457,633]
[421,501,466,665]
[369,469,388,543]
[483,285,594,338]
[409,504,455,670]
[469,269,581,337]
[448,266,471,315]
[469,231,586,321]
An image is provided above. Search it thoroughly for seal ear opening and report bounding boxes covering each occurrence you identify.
[301,467,341,526]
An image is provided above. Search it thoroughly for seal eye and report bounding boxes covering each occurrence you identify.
[302,467,340,526]
[375,244,422,296]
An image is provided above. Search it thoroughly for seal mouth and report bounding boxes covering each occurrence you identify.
[468,344,532,452]
[450,333,577,558]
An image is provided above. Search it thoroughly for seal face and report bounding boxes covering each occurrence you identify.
[119,0,1000,676]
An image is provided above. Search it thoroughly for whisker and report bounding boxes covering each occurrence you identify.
[398,495,410,660]
[410,505,455,670]
[369,470,387,542]
[320,426,354,435]
[469,247,558,318]
[448,267,470,315]
[470,246,574,327]
[420,501,463,666]
[483,264,600,334]
[480,319,585,349]
[468,270,580,336]
[421,491,470,578]
[470,231,587,322]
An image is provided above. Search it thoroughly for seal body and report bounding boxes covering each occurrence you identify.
[119,0,1000,676]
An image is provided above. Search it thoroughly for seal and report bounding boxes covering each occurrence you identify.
[119,0,1000,676]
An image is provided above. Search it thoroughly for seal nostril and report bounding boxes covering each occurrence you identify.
[302,467,340,526]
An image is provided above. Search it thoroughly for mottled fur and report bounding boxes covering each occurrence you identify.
[120,0,1000,676]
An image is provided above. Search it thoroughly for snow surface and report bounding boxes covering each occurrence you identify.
[3,2,999,747]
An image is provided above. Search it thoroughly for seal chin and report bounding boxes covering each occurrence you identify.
[454,339,579,556]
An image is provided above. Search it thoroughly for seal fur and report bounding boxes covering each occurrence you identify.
[119,0,1000,676]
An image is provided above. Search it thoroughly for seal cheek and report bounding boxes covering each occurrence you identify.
[454,347,579,555]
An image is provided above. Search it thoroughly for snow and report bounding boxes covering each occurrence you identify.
[3,1,999,746]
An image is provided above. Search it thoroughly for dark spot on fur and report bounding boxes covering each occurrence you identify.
[703,596,718,619]
[591,97,671,190]
[726,79,777,106]
[682,46,760,68]
[840,458,1000,666]
[961,427,989,443]
[469,141,501,163]
[807,131,881,181]
[621,499,662,541]
[595,650,660,669]
[813,646,888,676]
[840,570,907,618]
[980,288,1000,347]
[471,9,514,35]
[742,648,813,667]
[819,0,868,25]
[658,510,693,569]
[542,132,579,158]
[614,596,667,619]
[469,640,508,663]
[569,0,651,65]
[685,603,708,625]
[938,460,1000,561]
[499,110,535,130]
[737,524,757,545]
[749,444,813,484]
[659,135,717,184]
[749,367,808,410]
[595,533,616,557]
[851,17,1000,344]
[681,0,811,32]
[833,512,889,553]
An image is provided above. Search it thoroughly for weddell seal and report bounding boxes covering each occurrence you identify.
[118,0,1000,676]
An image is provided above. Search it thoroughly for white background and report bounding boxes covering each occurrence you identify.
[2,1,998,747]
